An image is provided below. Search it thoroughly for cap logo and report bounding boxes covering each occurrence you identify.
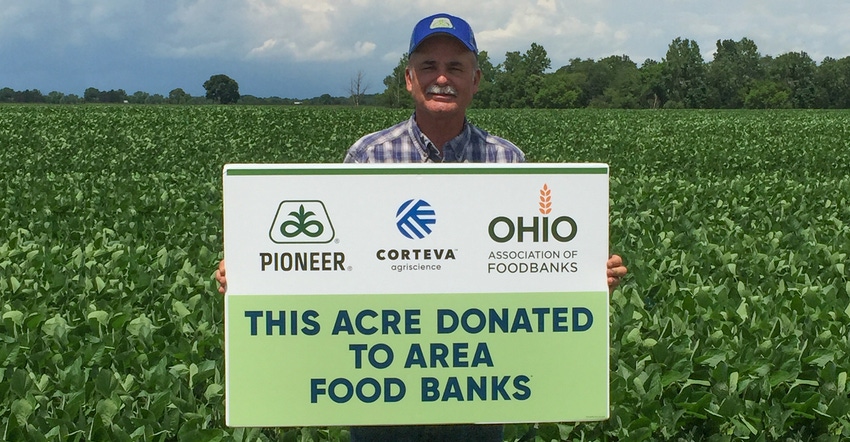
[430,17,453,29]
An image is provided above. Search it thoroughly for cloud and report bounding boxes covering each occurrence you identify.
[246,38,376,61]
[0,0,157,46]
[249,39,278,56]
[4,0,850,98]
[150,0,388,62]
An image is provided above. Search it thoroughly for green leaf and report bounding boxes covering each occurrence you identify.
[127,314,152,338]
[804,350,835,367]
[3,310,24,325]
[695,349,727,367]
[11,398,34,425]
[95,369,116,397]
[642,338,658,348]
[172,300,191,319]
[169,364,189,378]
[10,369,29,398]
[42,314,68,339]
[9,276,21,293]
[189,363,199,388]
[623,327,641,344]
[96,398,119,425]
[204,383,223,401]
[87,310,109,327]
[769,370,796,387]
[736,300,748,321]
[95,276,106,293]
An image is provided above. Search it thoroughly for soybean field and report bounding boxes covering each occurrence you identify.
[1,105,848,441]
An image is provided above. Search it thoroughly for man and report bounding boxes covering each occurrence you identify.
[343,13,523,164]
[216,12,627,442]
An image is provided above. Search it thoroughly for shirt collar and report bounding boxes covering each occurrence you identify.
[407,113,472,163]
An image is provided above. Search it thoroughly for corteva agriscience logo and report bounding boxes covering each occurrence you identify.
[269,201,335,244]
[396,199,436,239]
[377,199,455,272]
[488,184,577,243]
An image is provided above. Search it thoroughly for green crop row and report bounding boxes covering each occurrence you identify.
[2,106,849,178]
[1,105,848,441]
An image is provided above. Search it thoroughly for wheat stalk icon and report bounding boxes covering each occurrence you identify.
[539,184,552,214]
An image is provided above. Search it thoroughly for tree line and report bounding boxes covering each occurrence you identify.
[0,87,191,105]
[383,37,850,109]
[3,37,849,108]
[0,85,351,106]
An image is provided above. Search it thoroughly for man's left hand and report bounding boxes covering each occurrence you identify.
[607,254,627,294]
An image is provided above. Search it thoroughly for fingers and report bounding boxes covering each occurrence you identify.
[607,265,628,279]
[606,254,627,293]
[215,259,227,294]
[607,254,623,269]
[606,255,627,277]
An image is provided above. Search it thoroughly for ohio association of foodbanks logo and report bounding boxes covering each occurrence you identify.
[396,199,436,239]
[268,200,335,244]
[488,184,577,243]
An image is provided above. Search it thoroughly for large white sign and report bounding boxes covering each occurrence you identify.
[223,163,610,427]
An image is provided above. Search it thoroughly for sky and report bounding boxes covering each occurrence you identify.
[2,0,849,99]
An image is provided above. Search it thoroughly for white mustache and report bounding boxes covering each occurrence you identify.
[426,85,457,96]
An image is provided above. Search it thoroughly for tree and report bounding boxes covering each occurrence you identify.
[307,93,347,106]
[348,70,370,106]
[99,89,128,103]
[130,91,151,104]
[381,55,412,108]
[0,87,15,102]
[491,44,551,108]
[534,69,584,108]
[203,74,240,104]
[168,88,190,105]
[815,56,850,108]
[706,38,762,108]
[557,58,597,106]
[13,89,45,103]
[662,37,707,108]
[767,51,817,108]
[472,50,498,108]
[491,51,524,107]
[519,43,550,107]
[523,42,551,77]
[146,94,166,105]
[477,51,498,84]
[553,57,641,107]
[46,91,65,104]
[60,94,82,104]
[84,87,101,103]
[639,59,666,108]
[588,55,641,108]
[744,80,790,108]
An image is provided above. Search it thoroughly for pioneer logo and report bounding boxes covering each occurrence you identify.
[269,201,335,244]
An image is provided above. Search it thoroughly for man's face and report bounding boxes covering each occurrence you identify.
[406,35,481,118]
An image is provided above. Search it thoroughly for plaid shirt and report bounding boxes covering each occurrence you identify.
[345,114,521,442]
[344,114,525,163]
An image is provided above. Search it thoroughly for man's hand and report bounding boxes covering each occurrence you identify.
[215,259,227,294]
[607,254,627,294]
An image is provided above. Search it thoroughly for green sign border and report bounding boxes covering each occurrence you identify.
[226,165,608,176]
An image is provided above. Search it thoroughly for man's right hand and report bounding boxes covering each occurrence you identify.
[215,259,227,294]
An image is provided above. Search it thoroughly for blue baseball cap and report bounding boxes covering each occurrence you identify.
[408,13,478,57]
